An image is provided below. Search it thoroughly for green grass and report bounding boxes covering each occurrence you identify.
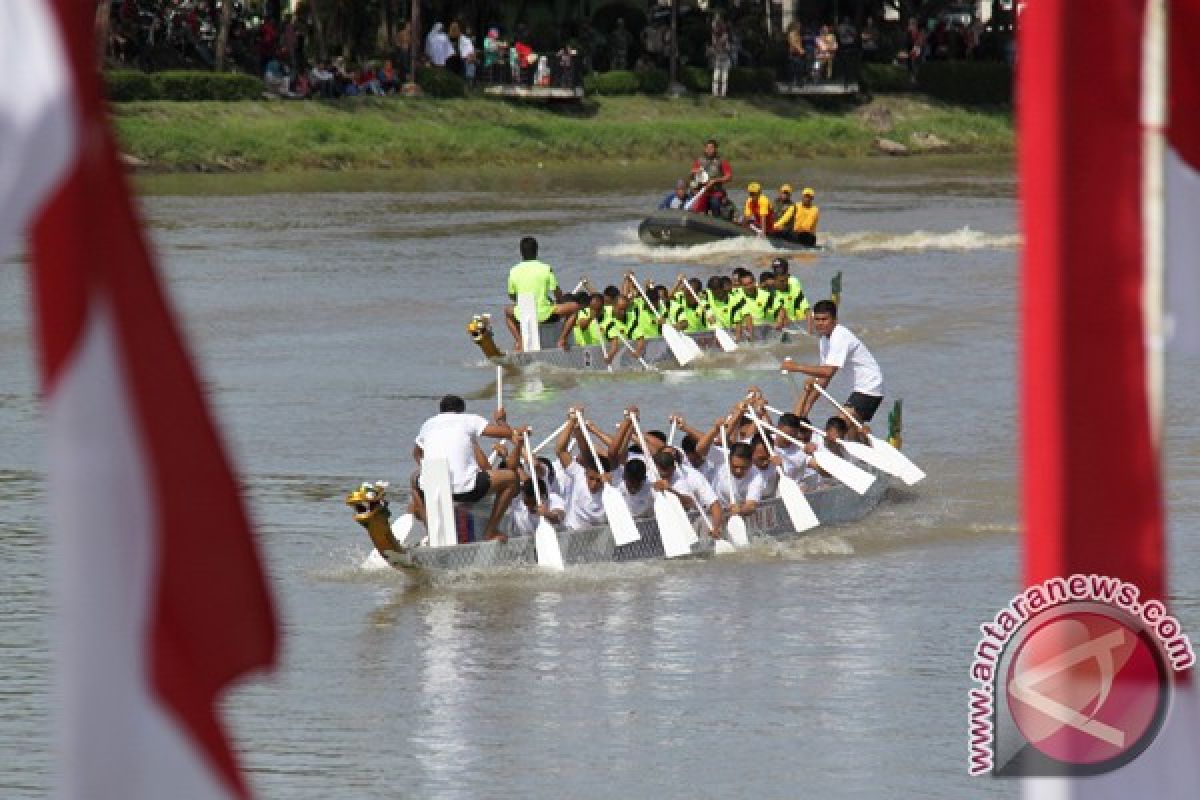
[110,94,1012,172]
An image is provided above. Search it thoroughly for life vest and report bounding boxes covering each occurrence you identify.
[573,310,604,346]
[742,195,774,230]
[702,289,734,328]
[792,204,819,234]
[669,296,704,332]
[744,288,780,323]
[777,275,809,318]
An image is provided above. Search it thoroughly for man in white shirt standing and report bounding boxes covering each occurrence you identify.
[411,394,519,541]
[781,299,885,425]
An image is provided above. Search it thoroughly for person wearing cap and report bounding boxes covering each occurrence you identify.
[774,184,797,228]
[658,179,692,210]
[741,181,774,233]
[778,188,820,246]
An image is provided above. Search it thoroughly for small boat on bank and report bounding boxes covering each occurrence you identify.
[466,313,811,372]
[346,470,890,574]
[638,210,823,250]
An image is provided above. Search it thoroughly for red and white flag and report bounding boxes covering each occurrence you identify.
[1,3,277,799]
[1020,1,1199,796]
[1167,1,1200,354]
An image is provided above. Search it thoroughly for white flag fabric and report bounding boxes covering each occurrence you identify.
[1,3,278,799]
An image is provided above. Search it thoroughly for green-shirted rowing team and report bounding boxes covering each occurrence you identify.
[504,236,811,362]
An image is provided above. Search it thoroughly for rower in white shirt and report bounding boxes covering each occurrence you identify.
[554,411,611,531]
[411,394,519,541]
[650,449,724,536]
[710,441,767,519]
[781,299,885,430]
[504,477,566,537]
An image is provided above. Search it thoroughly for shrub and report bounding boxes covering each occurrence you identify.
[154,71,261,101]
[635,68,669,94]
[727,66,776,95]
[583,70,641,95]
[103,70,262,102]
[916,61,1012,105]
[860,63,910,94]
[104,70,158,102]
[679,66,711,94]
[416,67,467,97]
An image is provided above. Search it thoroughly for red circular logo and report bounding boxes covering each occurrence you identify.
[1006,611,1167,767]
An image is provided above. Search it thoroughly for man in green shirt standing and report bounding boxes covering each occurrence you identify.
[503,236,581,352]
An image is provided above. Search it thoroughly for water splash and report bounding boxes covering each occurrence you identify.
[596,225,1019,264]
[829,226,1020,254]
[597,228,797,266]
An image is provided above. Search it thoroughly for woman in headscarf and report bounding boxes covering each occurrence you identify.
[425,22,453,67]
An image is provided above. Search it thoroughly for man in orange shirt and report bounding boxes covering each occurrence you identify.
[741,181,774,233]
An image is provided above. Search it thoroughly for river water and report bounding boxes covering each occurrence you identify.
[1,156,1197,798]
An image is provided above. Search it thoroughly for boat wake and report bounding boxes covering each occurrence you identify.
[597,225,1018,264]
[598,229,797,266]
[828,226,1020,254]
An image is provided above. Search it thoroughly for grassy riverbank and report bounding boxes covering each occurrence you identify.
[111,94,1011,173]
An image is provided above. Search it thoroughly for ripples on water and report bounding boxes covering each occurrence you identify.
[2,157,1197,798]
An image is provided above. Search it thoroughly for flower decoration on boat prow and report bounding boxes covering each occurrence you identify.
[345,481,390,525]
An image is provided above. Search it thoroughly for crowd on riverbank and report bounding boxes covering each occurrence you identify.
[101,2,1016,101]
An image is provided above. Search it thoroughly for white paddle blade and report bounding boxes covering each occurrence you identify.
[421,459,457,548]
[602,485,642,545]
[714,325,738,352]
[535,521,566,570]
[868,434,926,484]
[811,449,877,496]
[391,512,421,549]
[778,476,820,532]
[664,492,699,545]
[663,324,702,366]
[726,515,750,548]
[655,495,693,558]
[839,439,903,479]
[517,293,541,351]
[361,550,390,570]
[713,539,737,555]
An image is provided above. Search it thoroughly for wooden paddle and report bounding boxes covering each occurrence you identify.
[745,407,820,533]
[759,405,877,496]
[812,383,926,485]
[531,421,569,455]
[575,411,642,546]
[718,425,751,548]
[627,272,703,366]
[629,412,697,558]
[679,278,738,353]
[523,431,565,570]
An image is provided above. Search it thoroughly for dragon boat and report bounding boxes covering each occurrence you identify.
[465,272,842,372]
[467,314,811,371]
[346,469,891,574]
[637,210,824,249]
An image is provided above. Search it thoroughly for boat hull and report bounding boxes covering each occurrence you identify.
[492,321,809,371]
[638,210,821,250]
[376,471,889,573]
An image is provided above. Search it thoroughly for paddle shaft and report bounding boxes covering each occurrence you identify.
[531,421,569,455]
[615,331,653,370]
[575,411,612,481]
[522,432,543,506]
[813,382,867,432]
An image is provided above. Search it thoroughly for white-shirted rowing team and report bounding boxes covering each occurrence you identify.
[410,300,885,542]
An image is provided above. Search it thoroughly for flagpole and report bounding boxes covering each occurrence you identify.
[1141,0,1166,444]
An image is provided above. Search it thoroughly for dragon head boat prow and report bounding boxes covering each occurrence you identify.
[466,313,504,358]
[346,481,416,568]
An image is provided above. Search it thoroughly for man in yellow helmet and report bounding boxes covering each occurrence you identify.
[776,187,820,246]
[741,181,774,233]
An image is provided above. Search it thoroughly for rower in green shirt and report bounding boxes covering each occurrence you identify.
[503,236,581,352]
[771,257,811,327]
